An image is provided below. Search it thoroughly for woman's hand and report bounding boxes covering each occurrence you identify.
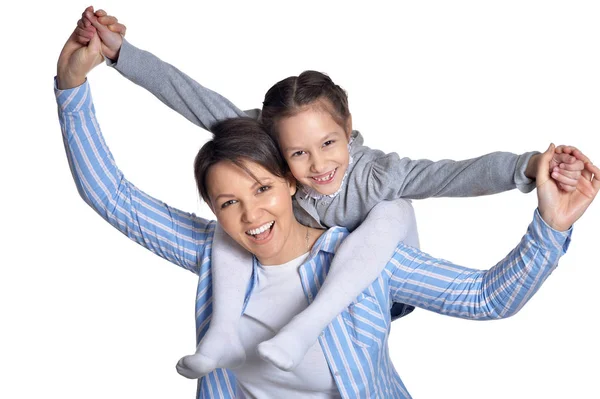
[536,143,599,231]
[57,25,103,89]
[74,6,126,62]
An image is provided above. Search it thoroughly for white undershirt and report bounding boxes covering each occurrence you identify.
[235,252,342,399]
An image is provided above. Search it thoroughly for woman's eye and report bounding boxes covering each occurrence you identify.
[257,185,272,194]
[323,140,334,147]
[291,150,306,157]
[221,200,237,209]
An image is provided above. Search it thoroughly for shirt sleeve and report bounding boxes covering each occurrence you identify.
[386,209,571,319]
[366,150,538,201]
[55,79,213,275]
[106,39,261,130]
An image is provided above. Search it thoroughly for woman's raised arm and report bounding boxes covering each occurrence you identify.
[386,144,598,319]
[57,27,213,275]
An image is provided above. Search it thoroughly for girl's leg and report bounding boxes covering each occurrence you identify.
[176,224,252,378]
[258,199,418,370]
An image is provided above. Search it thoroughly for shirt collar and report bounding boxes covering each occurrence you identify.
[307,226,349,256]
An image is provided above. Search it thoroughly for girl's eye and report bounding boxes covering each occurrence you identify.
[257,185,272,194]
[221,200,237,209]
[323,140,335,147]
[291,150,306,157]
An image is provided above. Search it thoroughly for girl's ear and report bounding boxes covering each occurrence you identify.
[286,173,298,196]
[345,113,353,139]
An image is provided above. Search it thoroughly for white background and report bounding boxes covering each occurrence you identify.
[2,1,599,398]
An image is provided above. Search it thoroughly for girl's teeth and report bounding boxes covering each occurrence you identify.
[247,221,274,236]
[314,170,335,181]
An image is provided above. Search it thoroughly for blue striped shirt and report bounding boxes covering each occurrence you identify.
[56,80,571,399]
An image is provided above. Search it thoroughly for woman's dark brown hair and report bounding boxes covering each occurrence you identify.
[194,118,289,204]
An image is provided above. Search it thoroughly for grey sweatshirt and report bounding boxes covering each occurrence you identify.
[109,39,537,230]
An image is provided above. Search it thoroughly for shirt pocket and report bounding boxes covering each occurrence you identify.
[341,293,388,350]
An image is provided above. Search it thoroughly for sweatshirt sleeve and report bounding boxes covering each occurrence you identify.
[107,39,260,130]
[367,150,538,200]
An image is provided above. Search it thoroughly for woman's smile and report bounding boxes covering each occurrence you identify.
[245,221,275,243]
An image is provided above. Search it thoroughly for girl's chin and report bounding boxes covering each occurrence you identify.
[308,182,342,196]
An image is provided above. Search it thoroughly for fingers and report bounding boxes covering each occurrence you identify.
[558,159,585,172]
[75,13,96,45]
[108,22,127,36]
[75,26,94,44]
[88,28,102,54]
[557,183,576,193]
[581,161,599,188]
[98,15,118,25]
[551,168,580,188]
[553,166,581,181]
[551,153,584,192]
[553,152,577,165]
[86,12,110,35]
[90,10,126,37]
[588,162,600,192]
[536,143,556,185]
[572,148,591,164]
[555,145,591,164]
[81,15,91,29]
[82,6,93,28]
[555,145,578,155]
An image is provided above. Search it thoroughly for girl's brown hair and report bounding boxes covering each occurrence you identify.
[261,70,350,140]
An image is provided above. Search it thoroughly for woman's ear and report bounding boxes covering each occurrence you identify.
[345,113,353,140]
[206,199,216,214]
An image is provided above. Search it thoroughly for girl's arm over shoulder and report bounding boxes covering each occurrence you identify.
[364,148,537,201]
[56,80,213,275]
[77,9,250,130]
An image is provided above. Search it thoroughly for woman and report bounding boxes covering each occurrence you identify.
[56,23,599,399]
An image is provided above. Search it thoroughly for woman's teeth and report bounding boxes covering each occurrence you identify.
[246,221,274,236]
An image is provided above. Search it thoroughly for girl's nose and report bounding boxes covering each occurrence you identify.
[310,154,327,174]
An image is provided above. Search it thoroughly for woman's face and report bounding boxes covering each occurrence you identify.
[206,160,300,265]
[276,105,351,196]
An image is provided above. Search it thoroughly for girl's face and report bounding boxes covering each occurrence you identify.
[276,105,351,195]
[206,160,303,266]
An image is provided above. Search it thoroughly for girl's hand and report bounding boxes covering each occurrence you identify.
[526,145,586,192]
[536,143,599,231]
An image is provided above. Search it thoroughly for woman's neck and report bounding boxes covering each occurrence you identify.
[257,221,324,266]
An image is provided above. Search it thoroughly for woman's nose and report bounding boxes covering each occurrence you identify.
[241,201,262,223]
